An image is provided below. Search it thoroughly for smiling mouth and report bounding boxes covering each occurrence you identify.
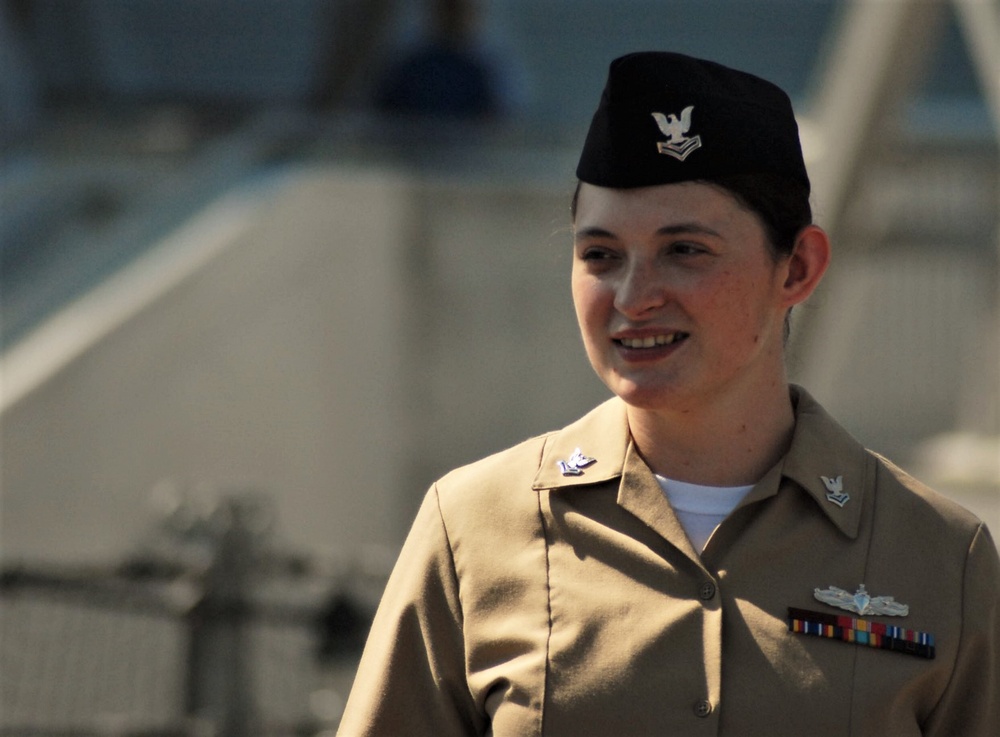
[615,332,689,349]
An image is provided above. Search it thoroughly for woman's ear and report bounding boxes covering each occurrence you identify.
[781,225,830,308]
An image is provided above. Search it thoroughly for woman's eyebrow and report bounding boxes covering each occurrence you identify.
[574,226,617,240]
[657,223,722,238]
[574,223,722,240]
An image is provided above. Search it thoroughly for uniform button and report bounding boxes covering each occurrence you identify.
[694,699,713,718]
[699,581,717,600]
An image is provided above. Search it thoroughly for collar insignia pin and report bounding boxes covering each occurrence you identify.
[651,106,702,161]
[821,475,849,507]
[814,584,909,617]
[557,448,596,477]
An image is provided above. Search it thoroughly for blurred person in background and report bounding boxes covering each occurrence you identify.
[339,52,999,736]
[373,0,515,120]
[0,0,39,144]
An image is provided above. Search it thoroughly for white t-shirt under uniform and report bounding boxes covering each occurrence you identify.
[655,475,755,552]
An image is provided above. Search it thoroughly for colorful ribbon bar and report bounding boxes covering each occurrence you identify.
[788,607,935,660]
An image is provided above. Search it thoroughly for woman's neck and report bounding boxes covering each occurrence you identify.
[626,381,795,487]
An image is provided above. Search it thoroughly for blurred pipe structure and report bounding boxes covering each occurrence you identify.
[1,492,382,735]
[805,0,999,242]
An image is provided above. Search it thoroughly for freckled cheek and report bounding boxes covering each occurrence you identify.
[571,283,606,349]
[697,279,763,342]
[572,277,612,320]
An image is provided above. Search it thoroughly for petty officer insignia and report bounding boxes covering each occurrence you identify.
[557,448,597,476]
[651,106,702,161]
[820,475,849,507]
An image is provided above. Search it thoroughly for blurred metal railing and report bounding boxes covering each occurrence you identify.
[0,492,386,737]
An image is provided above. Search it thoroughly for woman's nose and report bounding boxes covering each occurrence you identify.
[613,264,668,318]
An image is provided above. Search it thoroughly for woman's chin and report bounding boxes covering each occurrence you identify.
[606,376,687,412]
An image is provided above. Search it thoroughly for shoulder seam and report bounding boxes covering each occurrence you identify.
[431,483,465,632]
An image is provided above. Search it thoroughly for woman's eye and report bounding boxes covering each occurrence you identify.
[580,248,617,262]
[670,242,706,256]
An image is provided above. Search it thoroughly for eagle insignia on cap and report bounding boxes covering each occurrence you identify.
[651,106,702,161]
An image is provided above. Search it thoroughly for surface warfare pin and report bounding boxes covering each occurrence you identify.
[814,584,909,617]
[821,475,849,507]
[793,585,929,659]
[557,448,596,476]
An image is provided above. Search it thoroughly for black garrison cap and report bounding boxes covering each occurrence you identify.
[576,52,810,193]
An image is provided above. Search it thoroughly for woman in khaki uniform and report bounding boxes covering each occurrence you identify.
[339,52,999,736]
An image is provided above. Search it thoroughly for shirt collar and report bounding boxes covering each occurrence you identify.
[531,386,870,539]
[532,397,630,490]
[778,385,869,539]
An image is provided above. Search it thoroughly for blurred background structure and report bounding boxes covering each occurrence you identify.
[1,0,998,733]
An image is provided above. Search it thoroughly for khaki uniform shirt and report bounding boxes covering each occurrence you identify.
[339,387,1000,736]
